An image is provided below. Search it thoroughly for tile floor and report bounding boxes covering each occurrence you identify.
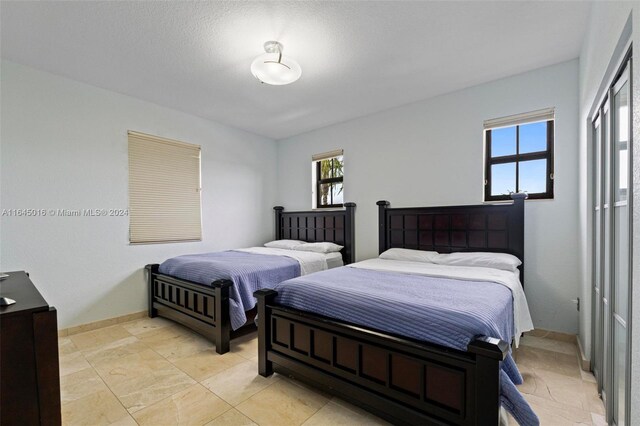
[59,317,606,425]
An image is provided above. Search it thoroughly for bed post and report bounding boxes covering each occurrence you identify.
[274,206,284,240]
[376,200,390,254]
[212,279,233,354]
[146,264,159,318]
[254,289,278,376]
[509,192,527,284]
[468,336,509,425]
[344,202,357,264]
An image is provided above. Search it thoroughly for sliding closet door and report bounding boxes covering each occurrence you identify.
[591,56,631,426]
[602,97,612,411]
[592,114,603,388]
[611,63,630,426]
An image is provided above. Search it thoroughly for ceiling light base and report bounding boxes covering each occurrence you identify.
[263,41,283,54]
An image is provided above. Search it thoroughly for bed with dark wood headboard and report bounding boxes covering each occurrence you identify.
[146,203,356,354]
[378,193,525,283]
[275,202,356,265]
[255,195,526,425]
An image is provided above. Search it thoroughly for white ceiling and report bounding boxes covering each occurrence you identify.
[1,1,591,140]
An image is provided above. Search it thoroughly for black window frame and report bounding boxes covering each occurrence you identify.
[484,120,555,201]
[315,156,344,209]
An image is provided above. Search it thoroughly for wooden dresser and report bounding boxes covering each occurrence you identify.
[0,271,61,426]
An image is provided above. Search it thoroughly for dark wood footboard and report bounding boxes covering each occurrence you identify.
[255,289,508,425]
[146,264,232,354]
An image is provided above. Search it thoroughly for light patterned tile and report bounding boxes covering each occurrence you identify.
[121,316,174,336]
[62,389,131,425]
[205,409,257,426]
[69,325,132,351]
[236,379,329,426]
[172,349,246,382]
[59,337,79,356]
[132,384,231,425]
[523,390,592,424]
[108,415,138,425]
[581,381,605,415]
[303,399,389,425]
[82,335,149,369]
[520,335,578,356]
[515,346,581,379]
[137,324,214,361]
[59,351,91,377]
[94,348,195,413]
[109,415,138,425]
[230,332,259,361]
[201,360,280,406]
[522,367,586,409]
[580,369,597,383]
[60,367,109,404]
[591,412,607,426]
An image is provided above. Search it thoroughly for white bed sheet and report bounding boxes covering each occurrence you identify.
[349,258,534,347]
[325,252,344,269]
[233,247,329,275]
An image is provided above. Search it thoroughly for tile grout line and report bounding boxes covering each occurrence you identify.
[516,340,605,424]
[69,323,173,423]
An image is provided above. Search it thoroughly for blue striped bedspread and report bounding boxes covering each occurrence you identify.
[158,251,300,330]
[274,267,539,425]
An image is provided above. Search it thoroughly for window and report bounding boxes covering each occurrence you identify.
[128,131,202,243]
[484,108,555,201]
[312,149,344,208]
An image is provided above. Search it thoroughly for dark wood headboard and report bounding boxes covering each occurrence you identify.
[377,194,525,282]
[274,203,356,264]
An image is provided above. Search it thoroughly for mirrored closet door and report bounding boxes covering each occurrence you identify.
[591,53,631,426]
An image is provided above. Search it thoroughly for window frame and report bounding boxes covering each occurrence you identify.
[484,119,555,201]
[315,156,344,209]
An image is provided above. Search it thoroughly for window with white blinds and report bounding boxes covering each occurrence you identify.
[128,131,202,244]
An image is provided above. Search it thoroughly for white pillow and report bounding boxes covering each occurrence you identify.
[379,248,439,263]
[264,239,305,250]
[434,252,522,272]
[293,242,344,254]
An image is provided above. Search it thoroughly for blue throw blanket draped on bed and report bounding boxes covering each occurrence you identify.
[159,251,300,330]
[274,267,539,426]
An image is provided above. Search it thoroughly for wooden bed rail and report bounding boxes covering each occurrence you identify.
[146,264,233,354]
[254,289,508,425]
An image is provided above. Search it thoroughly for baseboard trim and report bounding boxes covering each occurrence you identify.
[58,311,146,337]
[576,335,591,372]
[524,328,576,343]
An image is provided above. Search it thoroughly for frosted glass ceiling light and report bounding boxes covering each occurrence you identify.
[251,41,301,86]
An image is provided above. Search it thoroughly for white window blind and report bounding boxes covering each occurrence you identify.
[128,131,202,244]
[312,149,344,162]
[484,107,555,130]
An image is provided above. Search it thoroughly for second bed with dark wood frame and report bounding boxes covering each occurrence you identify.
[255,194,525,425]
[146,203,355,355]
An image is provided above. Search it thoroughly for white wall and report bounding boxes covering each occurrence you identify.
[0,61,278,328]
[276,60,581,334]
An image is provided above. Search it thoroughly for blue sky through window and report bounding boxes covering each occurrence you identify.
[491,163,516,196]
[491,126,516,156]
[519,159,546,193]
[519,122,547,153]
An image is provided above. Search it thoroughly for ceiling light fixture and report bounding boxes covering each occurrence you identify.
[251,41,301,86]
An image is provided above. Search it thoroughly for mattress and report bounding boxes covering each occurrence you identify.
[324,251,344,269]
[157,247,338,330]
